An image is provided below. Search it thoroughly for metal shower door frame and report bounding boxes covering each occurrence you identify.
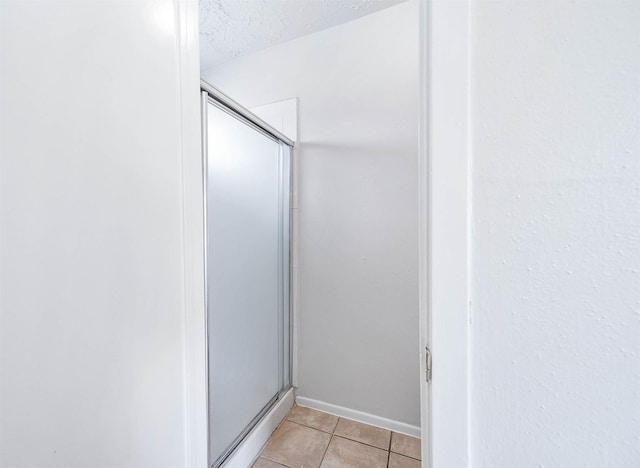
[200,79,294,468]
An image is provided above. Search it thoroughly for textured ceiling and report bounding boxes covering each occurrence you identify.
[199,0,407,71]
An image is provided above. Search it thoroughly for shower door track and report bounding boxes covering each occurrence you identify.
[211,389,286,468]
[201,79,295,148]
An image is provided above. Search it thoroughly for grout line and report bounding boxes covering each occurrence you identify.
[262,419,333,468]
[318,417,338,467]
[390,450,422,462]
[388,432,422,462]
[320,433,334,466]
[266,409,404,467]
[331,434,393,453]
[259,453,291,468]
[281,420,328,433]
[284,416,335,435]
[332,423,393,452]
[258,411,299,468]
[294,409,395,452]
[331,435,391,457]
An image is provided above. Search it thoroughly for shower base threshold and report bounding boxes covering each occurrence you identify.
[219,387,295,468]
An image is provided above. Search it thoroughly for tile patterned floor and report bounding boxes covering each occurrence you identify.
[252,405,421,468]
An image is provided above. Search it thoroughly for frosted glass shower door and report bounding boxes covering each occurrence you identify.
[205,99,290,467]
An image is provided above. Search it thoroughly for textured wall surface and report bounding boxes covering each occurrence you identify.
[470,1,640,466]
[203,1,420,427]
[199,0,405,69]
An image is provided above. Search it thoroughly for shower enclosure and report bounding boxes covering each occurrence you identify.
[201,80,293,468]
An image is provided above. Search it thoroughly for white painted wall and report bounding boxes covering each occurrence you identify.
[202,1,420,427]
[470,1,640,466]
[0,1,204,466]
[249,98,298,142]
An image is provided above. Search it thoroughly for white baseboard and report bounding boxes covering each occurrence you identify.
[222,388,295,468]
[296,396,421,438]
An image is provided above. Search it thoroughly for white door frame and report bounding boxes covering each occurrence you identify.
[420,1,471,467]
[176,1,208,467]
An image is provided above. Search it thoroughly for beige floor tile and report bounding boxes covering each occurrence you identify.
[390,432,421,460]
[333,418,391,450]
[252,458,287,468]
[260,420,331,468]
[388,452,421,468]
[286,405,339,433]
[320,436,388,468]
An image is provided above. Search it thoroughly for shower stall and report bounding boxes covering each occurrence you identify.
[201,80,293,468]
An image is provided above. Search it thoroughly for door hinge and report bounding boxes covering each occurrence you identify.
[425,347,432,383]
